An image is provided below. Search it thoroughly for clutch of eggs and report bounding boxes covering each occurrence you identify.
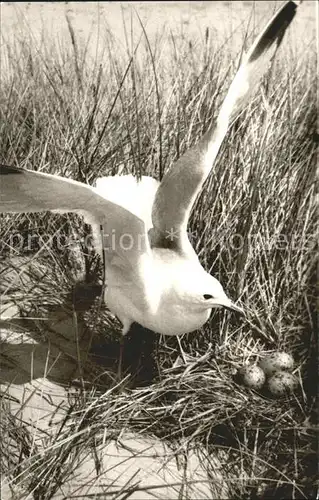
[258,351,298,397]
[238,351,298,396]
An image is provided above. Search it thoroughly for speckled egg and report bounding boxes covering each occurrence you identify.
[240,365,266,390]
[268,371,298,397]
[259,352,294,376]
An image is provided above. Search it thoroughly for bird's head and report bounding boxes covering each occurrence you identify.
[175,266,244,316]
[199,274,244,314]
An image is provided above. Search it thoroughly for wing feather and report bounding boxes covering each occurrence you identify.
[0,164,149,266]
[151,1,299,254]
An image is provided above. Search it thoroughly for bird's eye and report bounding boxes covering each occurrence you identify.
[203,294,213,300]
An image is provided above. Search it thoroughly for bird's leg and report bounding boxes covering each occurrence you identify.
[117,319,131,379]
[177,335,187,365]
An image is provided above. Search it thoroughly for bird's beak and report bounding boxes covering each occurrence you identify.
[215,297,245,316]
[225,301,245,316]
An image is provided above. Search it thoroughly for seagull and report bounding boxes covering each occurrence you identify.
[0,2,299,339]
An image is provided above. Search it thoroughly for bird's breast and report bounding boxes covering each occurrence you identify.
[105,250,211,336]
[145,302,212,336]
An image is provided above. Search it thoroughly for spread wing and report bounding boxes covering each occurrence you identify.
[0,164,150,268]
[151,0,299,254]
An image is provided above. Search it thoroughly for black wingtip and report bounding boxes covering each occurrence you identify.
[250,1,298,62]
[0,164,24,175]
